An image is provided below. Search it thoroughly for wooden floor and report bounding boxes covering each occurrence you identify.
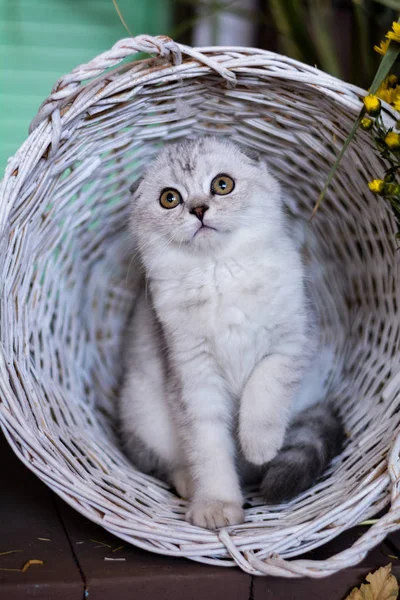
[2,432,400,600]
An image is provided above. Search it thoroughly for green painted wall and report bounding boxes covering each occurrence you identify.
[0,0,172,171]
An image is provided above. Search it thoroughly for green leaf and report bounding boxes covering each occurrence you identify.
[370,41,400,94]
[372,0,400,10]
[352,0,374,83]
[269,0,318,65]
[313,22,400,218]
[309,0,342,78]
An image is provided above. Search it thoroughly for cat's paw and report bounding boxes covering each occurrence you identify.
[172,468,193,500]
[185,499,244,529]
[239,422,285,466]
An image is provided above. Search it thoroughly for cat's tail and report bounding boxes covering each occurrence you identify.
[261,403,345,504]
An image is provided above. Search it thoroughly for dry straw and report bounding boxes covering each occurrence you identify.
[1,35,400,577]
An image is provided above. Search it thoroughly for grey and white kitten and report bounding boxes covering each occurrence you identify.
[119,137,343,529]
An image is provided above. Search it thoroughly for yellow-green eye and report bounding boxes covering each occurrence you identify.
[211,174,235,195]
[160,188,182,209]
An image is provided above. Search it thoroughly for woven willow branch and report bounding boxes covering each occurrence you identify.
[1,34,400,577]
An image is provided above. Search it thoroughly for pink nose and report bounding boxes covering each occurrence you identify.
[190,205,209,221]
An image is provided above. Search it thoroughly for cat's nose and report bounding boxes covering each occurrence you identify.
[190,205,209,222]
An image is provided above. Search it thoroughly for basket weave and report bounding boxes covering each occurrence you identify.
[1,34,400,578]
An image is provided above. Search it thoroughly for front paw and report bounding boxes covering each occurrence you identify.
[186,499,244,529]
[239,421,285,466]
[172,467,193,500]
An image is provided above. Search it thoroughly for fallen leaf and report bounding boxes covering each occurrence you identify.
[0,550,22,557]
[345,564,398,599]
[90,539,112,549]
[112,545,127,553]
[0,559,44,573]
[21,559,44,573]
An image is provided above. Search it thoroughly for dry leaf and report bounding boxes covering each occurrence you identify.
[0,559,44,573]
[21,559,44,573]
[345,564,399,600]
[90,539,112,549]
[112,545,127,553]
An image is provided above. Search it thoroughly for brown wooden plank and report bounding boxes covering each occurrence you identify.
[253,526,398,600]
[381,529,400,559]
[56,498,252,600]
[5,423,400,600]
[0,432,83,600]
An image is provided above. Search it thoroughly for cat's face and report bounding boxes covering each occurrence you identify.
[131,137,281,256]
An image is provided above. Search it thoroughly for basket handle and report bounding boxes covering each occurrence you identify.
[29,34,236,133]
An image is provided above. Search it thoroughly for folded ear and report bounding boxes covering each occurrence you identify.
[237,144,261,163]
[129,176,143,195]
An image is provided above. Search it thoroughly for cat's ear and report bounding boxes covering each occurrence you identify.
[238,145,261,163]
[129,176,143,196]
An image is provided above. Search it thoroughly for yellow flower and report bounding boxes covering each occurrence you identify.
[368,179,385,193]
[386,22,400,44]
[363,94,381,116]
[376,77,400,106]
[394,100,400,112]
[374,39,389,55]
[376,85,395,105]
[360,117,373,130]
[385,131,400,150]
[375,23,400,57]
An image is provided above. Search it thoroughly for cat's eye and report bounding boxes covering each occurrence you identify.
[160,188,182,209]
[211,174,235,195]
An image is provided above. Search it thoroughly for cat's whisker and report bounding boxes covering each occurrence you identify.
[145,230,180,293]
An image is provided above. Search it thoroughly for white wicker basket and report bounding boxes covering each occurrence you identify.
[1,35,400,578]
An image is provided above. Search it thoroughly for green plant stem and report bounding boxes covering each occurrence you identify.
[312,109,366,217]
[313,24,400,217]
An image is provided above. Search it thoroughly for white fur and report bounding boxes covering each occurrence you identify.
[120,138,320,529]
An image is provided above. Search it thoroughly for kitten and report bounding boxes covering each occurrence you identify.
[119,137,343,529]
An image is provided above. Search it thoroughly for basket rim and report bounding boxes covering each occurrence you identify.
[1,34,400,577]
